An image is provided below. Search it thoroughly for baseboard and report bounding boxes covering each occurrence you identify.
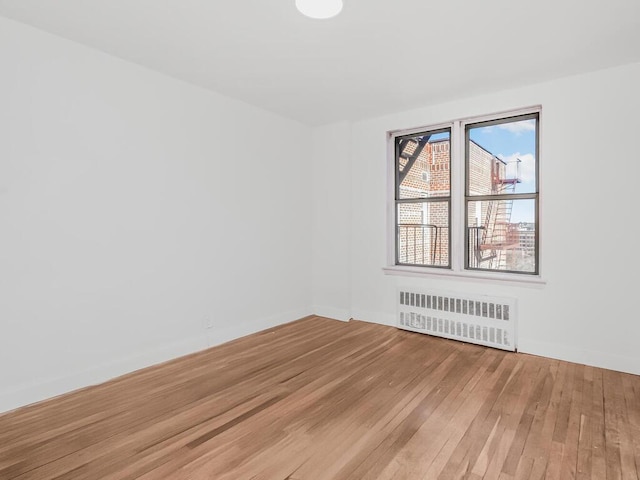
[0,335,207,415]
[0,308,311,415]
[351,308,640,377]
[9,310,632,415]
[311,305,351,322]
[350,309,396,327]
[204,308,312,347]
[518,339,640,377]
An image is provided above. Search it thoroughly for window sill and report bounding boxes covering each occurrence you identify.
[382,265,547,287]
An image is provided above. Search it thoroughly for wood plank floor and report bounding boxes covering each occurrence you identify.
[1,316,639,480]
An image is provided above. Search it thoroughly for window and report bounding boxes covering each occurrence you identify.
[388,107,540,280]
[395,128,451,268]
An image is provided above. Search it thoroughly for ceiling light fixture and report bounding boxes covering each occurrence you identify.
[295,0,343,19]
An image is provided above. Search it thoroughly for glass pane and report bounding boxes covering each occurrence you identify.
[467,116,537,195]
[397,202,449,267]
[467,199,536,273]
[397,129,450,199]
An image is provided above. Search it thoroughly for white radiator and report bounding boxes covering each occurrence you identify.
[397,288,517,351]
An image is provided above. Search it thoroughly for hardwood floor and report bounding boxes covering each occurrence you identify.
[1,316,639,480]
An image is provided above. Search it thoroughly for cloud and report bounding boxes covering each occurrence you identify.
[497,152,536,183]
[497,119,536,135]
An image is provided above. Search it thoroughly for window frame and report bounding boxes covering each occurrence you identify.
[384,106,545,286]
[394,126,452,269]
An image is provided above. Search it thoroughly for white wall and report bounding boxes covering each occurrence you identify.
[0,17,312,413]
[311,122,352,321]
[313,62,640,376]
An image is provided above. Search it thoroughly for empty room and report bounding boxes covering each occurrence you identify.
[1,0,639,479]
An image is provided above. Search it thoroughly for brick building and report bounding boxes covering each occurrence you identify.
[398,137,529,270]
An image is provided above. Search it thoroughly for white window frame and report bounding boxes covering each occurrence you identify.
[384,106,545,286]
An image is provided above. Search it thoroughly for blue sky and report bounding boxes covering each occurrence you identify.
[469,119,537,223]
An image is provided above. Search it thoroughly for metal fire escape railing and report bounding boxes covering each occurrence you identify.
[468,226,485,269]
[470,158,521,269]
[397,135,432,184]
[397,224,447,266]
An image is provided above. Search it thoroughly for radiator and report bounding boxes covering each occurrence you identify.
[397,288,517,351]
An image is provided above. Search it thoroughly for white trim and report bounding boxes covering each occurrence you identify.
[537,107,544,278]
[0,309,311,415]
[386,131,398,267]
[457,105,542,128]
[0,335,206,415]
[383,265,546,287]
[351,308,396,327]
[312,306,351,322]
[451,119,464,272]
[519,339,640,377]
[388,120,453,138]
[352,310,640,377]
[387,106,541,138]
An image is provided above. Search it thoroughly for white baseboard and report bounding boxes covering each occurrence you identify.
[0,335,206,415]
[351,308,640,377]
[204,308,313,347]
[518,339,640,377]
[350,309,396,327]
[9,309,633,416]
[311,305,351,322]
[0,309,311,415]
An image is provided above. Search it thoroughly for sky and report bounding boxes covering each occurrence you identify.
[468,118,537,223]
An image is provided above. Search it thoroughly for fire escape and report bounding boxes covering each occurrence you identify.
[471,158,521,270]
[396,134,446,266]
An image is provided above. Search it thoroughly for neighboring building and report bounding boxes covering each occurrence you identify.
[516,222,536,251]
[398,137,533,271]
[397,138,452,266]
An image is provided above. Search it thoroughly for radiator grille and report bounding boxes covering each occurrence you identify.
[397,289,517,351]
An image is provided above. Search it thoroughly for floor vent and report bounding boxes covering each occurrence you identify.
[397,288,517,351]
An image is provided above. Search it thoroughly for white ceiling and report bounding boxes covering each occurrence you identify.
[1,0,639,126]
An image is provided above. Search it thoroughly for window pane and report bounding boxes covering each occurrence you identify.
[397,130,450,199]
[467,199,536,273]
[467,116,537,196]
[397,202,449,266]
